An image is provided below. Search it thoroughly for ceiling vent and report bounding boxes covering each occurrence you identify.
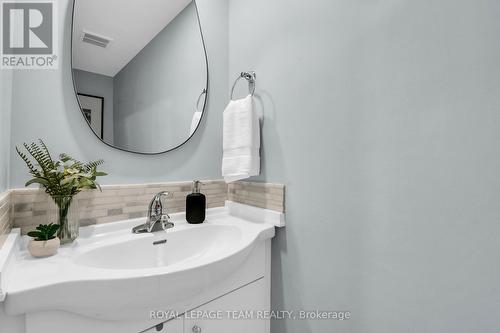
[81,31,112,48]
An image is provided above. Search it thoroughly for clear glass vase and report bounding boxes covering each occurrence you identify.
[49,195,79,244]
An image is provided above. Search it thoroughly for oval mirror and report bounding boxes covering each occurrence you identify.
[71,0,208,154]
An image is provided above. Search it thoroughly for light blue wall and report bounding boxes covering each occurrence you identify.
[0,70,13,192]
[9,0,228,188]
[8,1,500,332]
[114,1,206,153]
[229,0,500,332]
[73,69,114,144]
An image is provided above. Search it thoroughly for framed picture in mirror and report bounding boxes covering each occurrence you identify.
[77,93,104,139]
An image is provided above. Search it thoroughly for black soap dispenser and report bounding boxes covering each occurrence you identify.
[186,180,206,224]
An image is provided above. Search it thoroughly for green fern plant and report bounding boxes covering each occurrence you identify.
[16,140,107,243]
[16,139,107,196]
[27,223,60,241]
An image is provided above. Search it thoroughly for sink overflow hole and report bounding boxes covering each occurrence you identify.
[153,239,167,245]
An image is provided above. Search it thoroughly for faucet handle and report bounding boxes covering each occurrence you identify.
[151,197,162,218]
[148,191,171,220]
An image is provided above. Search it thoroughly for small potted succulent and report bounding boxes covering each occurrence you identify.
[27,223,61,257]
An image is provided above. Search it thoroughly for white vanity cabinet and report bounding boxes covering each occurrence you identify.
[184,278,268,333]
[142,317,183,333]
[142,278,269,333]
[0,203,282,333]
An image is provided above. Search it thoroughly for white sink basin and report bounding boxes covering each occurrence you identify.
[73,225,242,270]
[3,205,277,321]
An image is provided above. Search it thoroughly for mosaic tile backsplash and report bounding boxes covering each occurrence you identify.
[0,191,13,249]
[228,181,285,213]
[9,180,285,235]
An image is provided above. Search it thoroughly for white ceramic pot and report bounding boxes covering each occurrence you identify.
[28,237,60,258]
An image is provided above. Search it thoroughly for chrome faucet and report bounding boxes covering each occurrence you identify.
[132,191,174,233]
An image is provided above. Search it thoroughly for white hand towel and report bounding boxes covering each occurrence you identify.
[189,110,203,136]
[222,95,260,183]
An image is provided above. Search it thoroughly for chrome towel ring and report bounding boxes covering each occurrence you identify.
[230,71,256,100]
[196,88,207,111]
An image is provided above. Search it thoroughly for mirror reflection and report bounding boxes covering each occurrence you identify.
[72,0,208,154]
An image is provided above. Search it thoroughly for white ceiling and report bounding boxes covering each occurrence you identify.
[72,0,192,77]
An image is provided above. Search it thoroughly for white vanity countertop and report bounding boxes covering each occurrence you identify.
[0,201,284,319]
